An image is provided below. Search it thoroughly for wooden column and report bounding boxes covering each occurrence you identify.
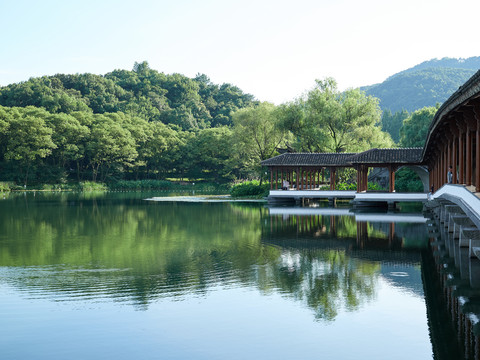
[431,163,435,192]
[467,129,472,185]
[363,166,369,192]
[450,123,459,184]
[356,167,360,193]
[428,162,434,190]
[442,143,446,185]
[389,166,393,192]
[330,167,336,190]
[436,149,441,189]
[447,136,452,175]
[270,168,273,190]
[362,166,366,192]
[459,131,464,183]
[476,104,480,192]
[300,168,303,190]
[295,168,300,191]
[389,166,397,192]
[273,168,277,189]
[464,107,478,187]
[444,140,448,183]
[360,166,363,192]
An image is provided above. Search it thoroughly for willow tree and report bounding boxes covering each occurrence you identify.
[279,78,393,153]
[232,102,288,180]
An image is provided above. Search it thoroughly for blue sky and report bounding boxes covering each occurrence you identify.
[1,0,480,104]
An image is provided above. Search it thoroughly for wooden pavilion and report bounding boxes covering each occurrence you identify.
[261,148,424,193]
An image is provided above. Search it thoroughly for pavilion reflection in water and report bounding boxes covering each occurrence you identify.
[263,206,429,255]
[262,205,480,360]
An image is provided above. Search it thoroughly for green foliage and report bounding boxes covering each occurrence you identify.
[109,180,174,190]
[232,102,289,178]
[381,109,409,144]
[335,182,357,191]
[279,78,394,153]
[78,181,108,191]
[394,168,423,192]
[0,62,256,132]
[230,180,270,198]
[180,127,235,182]
[0,182,12,192]
[333,182,384,191]
[399,106,438,148]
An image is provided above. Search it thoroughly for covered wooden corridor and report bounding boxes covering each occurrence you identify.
[261,148,424,193]
[423,70,480,193]
[262,69,480,198]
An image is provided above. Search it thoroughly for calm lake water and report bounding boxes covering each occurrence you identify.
[0,192,462,359]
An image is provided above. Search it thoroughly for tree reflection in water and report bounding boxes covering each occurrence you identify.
[0,194,427,321]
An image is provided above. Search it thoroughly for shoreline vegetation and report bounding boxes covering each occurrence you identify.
[0,63,432,194]
[0,175,422,200]
[0,179,271,199]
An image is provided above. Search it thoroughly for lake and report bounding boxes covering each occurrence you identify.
[0,192,463,359]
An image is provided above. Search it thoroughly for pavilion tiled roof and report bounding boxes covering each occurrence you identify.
[347,148,423,164]
[261,148,424,167]
[261,153,356,167]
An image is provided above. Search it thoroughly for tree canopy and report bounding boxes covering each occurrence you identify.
[279,78,393,153]
[0,61,257,130]
[0,64,410,186]
[399,106,438,148]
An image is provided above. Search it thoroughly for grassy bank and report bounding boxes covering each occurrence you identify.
[1,180,230,193]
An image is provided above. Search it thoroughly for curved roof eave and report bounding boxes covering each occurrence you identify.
[422,69,480,161]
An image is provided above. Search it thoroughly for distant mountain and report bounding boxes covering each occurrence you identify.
[362,57,480,113]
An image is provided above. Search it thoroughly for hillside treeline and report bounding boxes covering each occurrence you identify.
[0,61,256,130]
[0,63,399,186]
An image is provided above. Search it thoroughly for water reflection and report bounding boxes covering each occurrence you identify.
[262,206,429,319]
[0,194,428,320]
[425,209,480,360]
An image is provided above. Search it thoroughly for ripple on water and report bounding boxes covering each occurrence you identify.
[0,264,248,306]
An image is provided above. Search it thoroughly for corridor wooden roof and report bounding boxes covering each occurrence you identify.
[261,148,424,167]
[261,153,355,167]
[348,148,423,164]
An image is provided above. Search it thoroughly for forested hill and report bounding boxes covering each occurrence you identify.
[0,61,256,130]
[362,57,480,113]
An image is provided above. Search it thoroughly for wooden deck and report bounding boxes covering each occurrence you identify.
[267,189,428,205]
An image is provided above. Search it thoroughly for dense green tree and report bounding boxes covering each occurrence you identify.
[146,122,181,179]
[42,110,90,171]
[399,106,438,148]
[232,102,288,179]
[1,106,56,185]
[280,78,393,153]
[277,99,328,152]
[0,62,255,132]
[86,113,138,182]
[185,127,235,182]
[0,77,91,114]
[381,109,409,143]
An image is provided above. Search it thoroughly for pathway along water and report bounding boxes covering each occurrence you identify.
[0,192,469,359]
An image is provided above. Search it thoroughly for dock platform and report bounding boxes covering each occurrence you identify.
[267,190,428,207]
